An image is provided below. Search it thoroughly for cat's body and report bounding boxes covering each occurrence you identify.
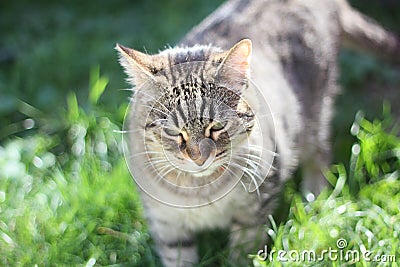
[116,0,400,266]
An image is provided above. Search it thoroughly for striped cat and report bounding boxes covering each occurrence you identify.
[116,0,400,266]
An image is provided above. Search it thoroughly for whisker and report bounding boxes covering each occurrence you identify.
[125,153,166,161]
[161,167,177,181]
[226,159,266,197]
[114,129,128,134]
[137,157,169,170]
[245,145,279,157]
[229,161,264,182]
[233,165,261,196]
[142,105,171,117]
[146,118,168,126]
[144,158,170,168]
[221,163,240,179]
[135,90,165,107]
[174,170,183,184]
[120,128,144,134]
[131,151,164,156]
[235,153,277,171]
[140,160,166,175]
[153,163,170,175]
[118,87,131,91]
[132,90,172,114]
[156,165,176,184]
[239,180,247,191]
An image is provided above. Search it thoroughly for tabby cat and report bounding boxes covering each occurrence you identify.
[116,0,400,266]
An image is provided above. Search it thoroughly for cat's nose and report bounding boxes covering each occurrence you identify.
[193,156,207,166]
[187,138,215,166]
[187,149,207,166]
[187,144,205,165]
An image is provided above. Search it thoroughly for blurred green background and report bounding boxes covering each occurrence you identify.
[0,0,399,266]
[0,0,224,134]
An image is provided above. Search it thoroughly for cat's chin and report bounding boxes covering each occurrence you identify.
[189,165,220,178]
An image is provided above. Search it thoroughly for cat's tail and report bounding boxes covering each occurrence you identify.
[338,0,400,63]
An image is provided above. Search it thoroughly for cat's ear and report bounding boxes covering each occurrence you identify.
[115,44,156,87]
[216,39,252,84]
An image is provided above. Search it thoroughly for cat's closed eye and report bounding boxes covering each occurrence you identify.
[206,121,228,140]
[210,121,225,131]
[164,127,181,136]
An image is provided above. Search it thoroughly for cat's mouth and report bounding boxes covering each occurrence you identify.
[162,154,223,179]
[178,149,228,178]
[155,138,230,181]
[176,150,217,175]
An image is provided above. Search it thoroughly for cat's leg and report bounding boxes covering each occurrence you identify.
[150,219,197,267]
[301,108,333,198]
[301,151,330,197]
[301,127,331,196]
[302,78,339,197]
[229,182,281,263]
[143,201,198,267]
[229,221,265,262]
[156,237,198,267]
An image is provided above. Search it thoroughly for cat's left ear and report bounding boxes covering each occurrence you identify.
[216,39,252,84]
[115,44,157,87]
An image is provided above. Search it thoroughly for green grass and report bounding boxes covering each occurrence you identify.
[1,0,400,266]
[253,106,400,267]
[0,74,155,266]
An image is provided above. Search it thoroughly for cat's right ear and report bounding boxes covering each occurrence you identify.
[215,39,252,91]
[115,44,156,87]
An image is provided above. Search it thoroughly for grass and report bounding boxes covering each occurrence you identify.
[0,0,400,266]
[253,106,400,267]
[0,73,153,266]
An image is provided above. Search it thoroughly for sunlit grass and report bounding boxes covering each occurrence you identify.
[0,70,157,266]
[253,106,400,267]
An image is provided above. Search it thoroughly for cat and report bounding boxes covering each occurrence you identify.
[116,0,400,266]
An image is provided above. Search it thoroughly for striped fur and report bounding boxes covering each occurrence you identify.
[116,0,400,266]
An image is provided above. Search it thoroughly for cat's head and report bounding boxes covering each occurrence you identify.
[117,39,256,183]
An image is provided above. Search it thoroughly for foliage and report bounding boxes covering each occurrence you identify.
[0,73,156,266]
[252,107,400,267]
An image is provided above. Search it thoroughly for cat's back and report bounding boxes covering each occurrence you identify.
[182,0,341,53]
[182,0,342,109]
